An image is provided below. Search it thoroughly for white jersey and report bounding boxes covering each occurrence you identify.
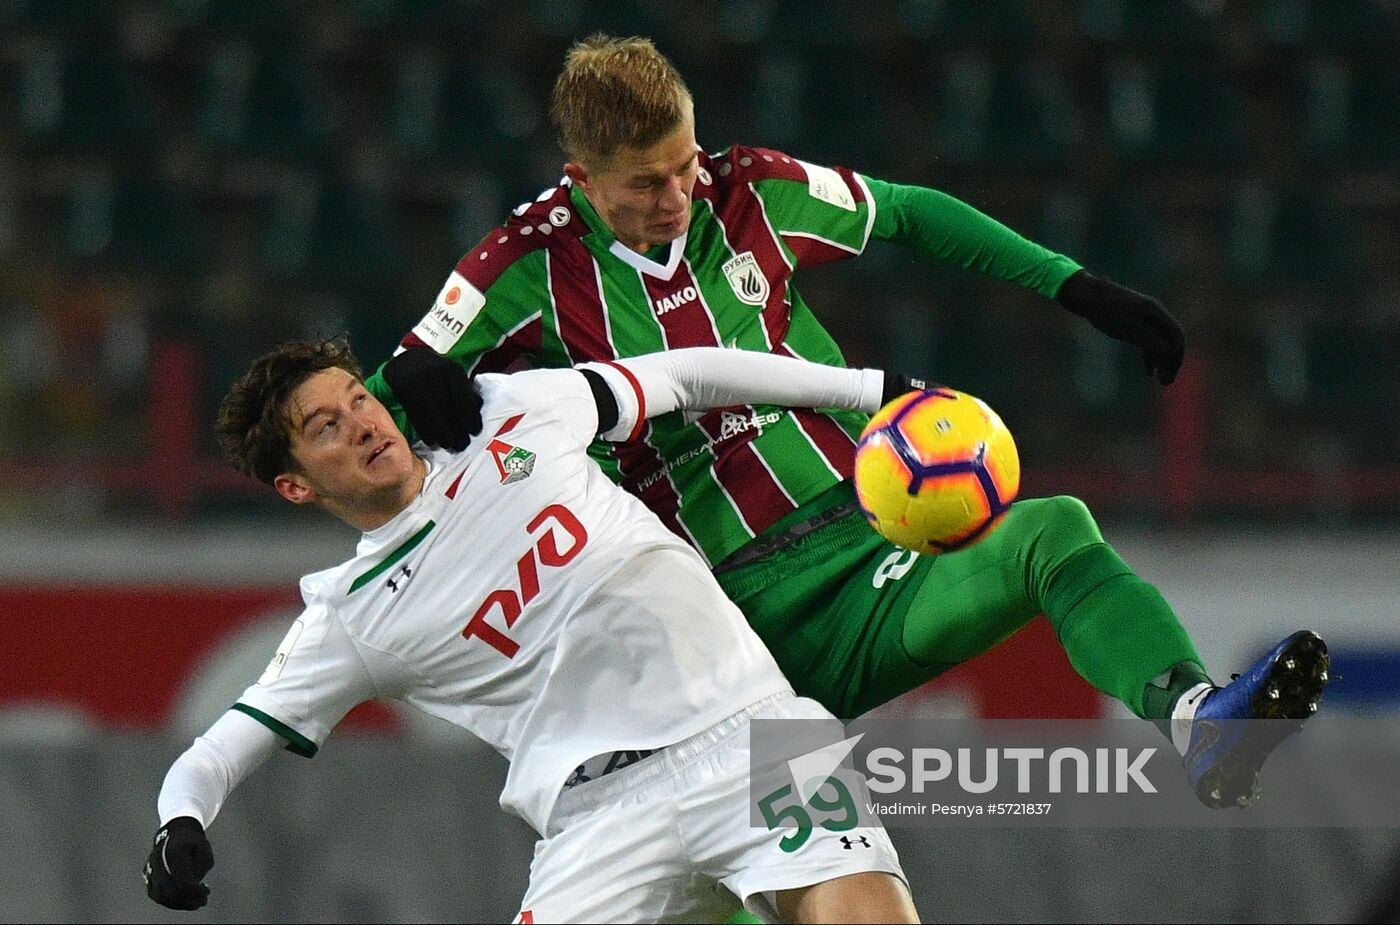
[236,367,793,834]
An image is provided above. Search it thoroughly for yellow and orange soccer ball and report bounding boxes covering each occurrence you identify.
[853,388,1020,553]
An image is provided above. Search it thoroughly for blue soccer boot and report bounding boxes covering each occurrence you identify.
[1184,630,1330,808]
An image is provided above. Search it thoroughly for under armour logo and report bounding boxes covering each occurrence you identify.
[386,565,413,593]
[840,835,871,850]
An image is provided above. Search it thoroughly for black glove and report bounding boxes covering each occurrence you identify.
[144,816,214,911]
[882,371,945,406]
[381,348,483,451]
[1055,269,1185,386]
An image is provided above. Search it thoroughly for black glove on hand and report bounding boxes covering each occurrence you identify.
[144,816,214,911]
[1055,269,1185,386]
[881,371,944,406]
[381,348,483,451]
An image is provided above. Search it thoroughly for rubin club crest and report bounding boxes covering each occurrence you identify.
[722,251,769,306]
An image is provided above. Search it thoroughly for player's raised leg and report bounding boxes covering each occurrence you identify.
[718,486,1327,807]
[897,494,1329,805]
[899,495,1210,723]
[717,490,1210,721]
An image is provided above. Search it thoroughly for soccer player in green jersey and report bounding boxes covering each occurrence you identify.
[368,35,1328,810]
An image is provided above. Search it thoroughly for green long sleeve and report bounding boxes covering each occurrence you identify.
[864,175,1081,299]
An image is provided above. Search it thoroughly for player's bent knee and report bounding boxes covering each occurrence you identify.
[1019,494,1104,553]
[775,871,919,924]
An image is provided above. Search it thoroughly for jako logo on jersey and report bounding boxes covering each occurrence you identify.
[462,504,588,658]
[722,252,769,306]
[488,440,536,484]
[652,285,698,317]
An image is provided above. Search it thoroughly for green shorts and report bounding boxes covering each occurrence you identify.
[715,483,949,718]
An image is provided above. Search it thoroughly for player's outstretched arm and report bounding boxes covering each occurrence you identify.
[145,710,283,910]
[579,347,888,441]
[383,346,934,447]
[866,177,1183,385]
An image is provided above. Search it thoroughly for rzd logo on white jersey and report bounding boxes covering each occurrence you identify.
[722,252,769,306]
[461,505,588,658]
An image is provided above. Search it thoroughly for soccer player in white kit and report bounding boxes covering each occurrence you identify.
[142,339,917,924]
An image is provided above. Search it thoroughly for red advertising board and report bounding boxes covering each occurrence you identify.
[0,587,1100,729]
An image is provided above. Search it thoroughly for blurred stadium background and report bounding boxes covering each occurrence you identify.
[1,0,1398,921]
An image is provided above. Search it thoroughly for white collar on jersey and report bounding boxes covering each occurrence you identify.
[607,229,689,280]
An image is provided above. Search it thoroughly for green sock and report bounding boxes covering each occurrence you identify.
[1042,543,1208,719]
[724,908,763,924]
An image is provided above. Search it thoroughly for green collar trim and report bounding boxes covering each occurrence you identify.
[348,520,435,594]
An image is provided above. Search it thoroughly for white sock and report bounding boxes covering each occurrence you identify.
[1170,682,1216,756]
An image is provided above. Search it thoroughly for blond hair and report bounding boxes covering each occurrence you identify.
[551,34,692,166]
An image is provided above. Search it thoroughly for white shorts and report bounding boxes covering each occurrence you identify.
[515,692,905,924]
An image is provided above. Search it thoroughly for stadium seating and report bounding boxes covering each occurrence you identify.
[1102,59,1248,169]
[13,41,155,156]
[1,0,1397,521]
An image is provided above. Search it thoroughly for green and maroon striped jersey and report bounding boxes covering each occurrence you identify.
[369,145,1078,567]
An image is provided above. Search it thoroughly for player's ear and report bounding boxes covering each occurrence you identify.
[564,161,590,190]
[274,471,316,506]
